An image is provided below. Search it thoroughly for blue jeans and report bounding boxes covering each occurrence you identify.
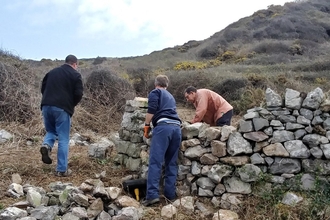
[146,123,182,200]
[42,106,71,172]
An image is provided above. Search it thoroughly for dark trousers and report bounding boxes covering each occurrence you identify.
[146,123,182,200]
[216,109,233,126]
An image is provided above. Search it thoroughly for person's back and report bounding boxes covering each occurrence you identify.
[40,54,83,177]
[149,88,180,127]
[41,63,83,116]
[142,75,182,206]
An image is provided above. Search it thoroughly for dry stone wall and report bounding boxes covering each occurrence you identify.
[114,87,330,204]
[2,87,330,219]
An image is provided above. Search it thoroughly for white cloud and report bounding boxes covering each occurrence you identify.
[76,1,154,39]
[31,0,76,7]
[0,0,293,59]
[75,0,292,49]
[7,0,293,45]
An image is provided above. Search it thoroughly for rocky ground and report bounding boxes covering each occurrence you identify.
[0,107,241,219]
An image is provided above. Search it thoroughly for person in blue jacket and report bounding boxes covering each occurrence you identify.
[40,54,83,177]
[142,74,182,206]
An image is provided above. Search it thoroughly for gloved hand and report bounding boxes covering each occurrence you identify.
[144,124,151,138]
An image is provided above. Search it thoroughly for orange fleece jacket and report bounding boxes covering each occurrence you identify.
[191,89,233,126]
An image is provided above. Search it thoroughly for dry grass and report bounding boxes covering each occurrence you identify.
[0,107,225,219]
[0,137,208,220]
[0,140,134,206]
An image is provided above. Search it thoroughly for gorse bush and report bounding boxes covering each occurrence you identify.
[252,40,290,54]
[92,56,107,65]
[178,40,200,53]
[289,43,303,55]
[220,51,236,61]
[231,87,266,115]
[40,58,53,66]
[223,27,251,43]
[173,60,222,71]
[75,70,135,132]
[198,47,218,59]
[126,67,155,97]
[0,52,40,123]
[84,70,135,110]
[212,78,249,104]
[173,61,208,70]
[244,73,268,88]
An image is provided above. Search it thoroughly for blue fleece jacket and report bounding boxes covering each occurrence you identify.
[147,88,181,126]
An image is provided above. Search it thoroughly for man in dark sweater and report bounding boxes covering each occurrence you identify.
[142,75,182,206]
[40,54,83,177]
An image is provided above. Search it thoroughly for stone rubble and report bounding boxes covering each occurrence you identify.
[0,173,226,219]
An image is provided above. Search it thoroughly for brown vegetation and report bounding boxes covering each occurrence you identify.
[1,0,330,218]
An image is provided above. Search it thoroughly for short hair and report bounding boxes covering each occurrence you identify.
[185,86,197,94]
[155,75,169,88]
[65,54,78,65]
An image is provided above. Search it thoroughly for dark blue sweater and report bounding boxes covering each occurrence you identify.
[147,88,181,126]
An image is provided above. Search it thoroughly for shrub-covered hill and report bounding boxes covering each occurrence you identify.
[27,0,330,71]
[2,0,330,133]
[190,0,330,63]
[127,0,330,68]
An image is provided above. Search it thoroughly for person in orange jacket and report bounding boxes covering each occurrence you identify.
[184,86,233,126]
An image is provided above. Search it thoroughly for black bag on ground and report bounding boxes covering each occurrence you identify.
[122,178,147,201]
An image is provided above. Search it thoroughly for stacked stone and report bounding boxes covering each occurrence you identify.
[178,123,253,209]
[113,97,149,171]
[115,87,330,211]
[175,87,330,209]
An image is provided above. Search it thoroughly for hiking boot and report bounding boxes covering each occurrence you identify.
[141,198,160,206]
[55,169,72,177]
[40,144,52,164]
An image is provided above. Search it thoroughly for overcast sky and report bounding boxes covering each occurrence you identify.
[0,0,292,60]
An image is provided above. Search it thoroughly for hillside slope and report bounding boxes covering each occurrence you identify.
[193,0,330,62]
[14,0,330,120]
[26,0,330,75]
[113,0,329,70]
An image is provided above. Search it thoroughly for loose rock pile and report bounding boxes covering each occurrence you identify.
[1,172,237,219]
